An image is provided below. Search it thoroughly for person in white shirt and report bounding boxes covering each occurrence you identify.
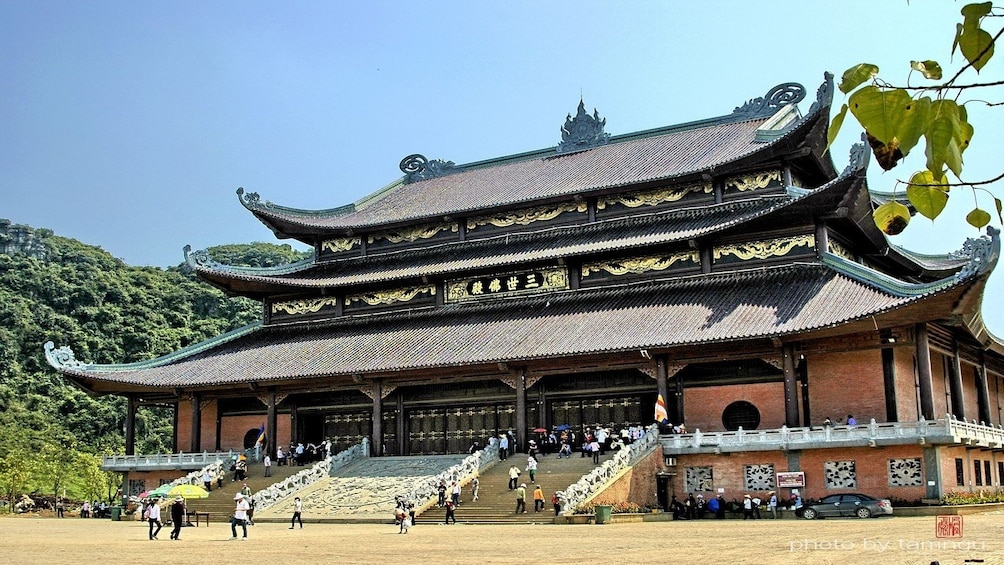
[289,496,303,529]
[230,493,250,540]
[147,499,162,540]
[263,454,272,477]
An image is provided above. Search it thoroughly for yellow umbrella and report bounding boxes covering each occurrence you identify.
[166,484,210,499]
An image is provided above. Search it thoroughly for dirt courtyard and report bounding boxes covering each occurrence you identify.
[1,512,1001,565]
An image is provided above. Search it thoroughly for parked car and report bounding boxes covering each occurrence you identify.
[800,493,893,519]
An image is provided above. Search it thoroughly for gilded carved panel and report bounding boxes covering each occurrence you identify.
[724,170,782,192]
[596,182,713,210]
[320,237,361,254]
[345,285,436,307]
[713,234,815,262]
[466,202,586,231]
[582,251,699,278]
[271,296,340,316]
[368,222,457,245]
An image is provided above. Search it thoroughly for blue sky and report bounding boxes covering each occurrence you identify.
[2,1,1002,333]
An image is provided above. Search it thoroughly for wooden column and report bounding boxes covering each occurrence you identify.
[190,392,201,453]
[782,345,799,427]
[515,370,527,452]
[656,357,669,422]
[396,393,406,456]
[948,342,966,420]
[881,347,898,422]
[267,389,277,459]
[671,373,685,426]
[916,323,936,420]
[371,379,383,457]
[977,354,993,425]
[798,356,811,426]
[125,394,137,456]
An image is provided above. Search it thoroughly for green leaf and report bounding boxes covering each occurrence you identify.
[873,201,911,235]
[961,2,993,19]
[966,208,991,229]
[848,86,914,144]
[896,96,929,157]
[953,23,964,57]
[827,104,848,152]
[925,100,964,177]
[958,26,994,71]
[910,60,943,80]
[996,198,1004,223]
[906,170,949,220]
[838,64,879,94]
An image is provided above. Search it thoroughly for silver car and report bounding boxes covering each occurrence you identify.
[800,493,894,519]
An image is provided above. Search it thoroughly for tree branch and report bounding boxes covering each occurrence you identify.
[900,171,1004,189]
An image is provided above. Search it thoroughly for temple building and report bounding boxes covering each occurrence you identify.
[47,74,1004,503]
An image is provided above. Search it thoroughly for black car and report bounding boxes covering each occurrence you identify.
[800,493,893,519]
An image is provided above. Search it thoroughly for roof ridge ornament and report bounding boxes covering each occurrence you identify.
[733,82,806,118]
[44,341,87,371]
[842,133,871,177]
[807,72,835,117]
[950,226,1000,280]
[400,154,460,182]
[557,99,610,154]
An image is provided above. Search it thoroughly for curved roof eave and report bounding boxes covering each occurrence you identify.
[239,75,836,238]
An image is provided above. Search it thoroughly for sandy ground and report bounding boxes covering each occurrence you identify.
[1,512,1001,565]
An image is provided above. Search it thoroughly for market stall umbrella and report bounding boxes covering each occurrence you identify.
[166,484,209,499]
[532,427,547,433]
[147,484,173,498]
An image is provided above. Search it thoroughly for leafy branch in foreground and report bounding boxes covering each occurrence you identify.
[828,2,1003,234]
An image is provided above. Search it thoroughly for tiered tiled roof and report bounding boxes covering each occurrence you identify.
[46,233,999,393]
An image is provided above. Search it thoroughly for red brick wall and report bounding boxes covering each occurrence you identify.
[931,351,950,419]
[176,402,292,454]
[807,350,885,426]
[590,448,663,509]
[684,382,785,432]
[895,348,920,421]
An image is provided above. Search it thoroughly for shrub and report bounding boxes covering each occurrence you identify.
[940,489,1004,506]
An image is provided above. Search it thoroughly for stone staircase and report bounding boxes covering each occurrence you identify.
[419,451,617,525]
[183,461,306,521]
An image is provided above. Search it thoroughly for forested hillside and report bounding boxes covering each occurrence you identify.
[0,222,308,504]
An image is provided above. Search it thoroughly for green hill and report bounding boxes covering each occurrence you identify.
[0,220,308,505]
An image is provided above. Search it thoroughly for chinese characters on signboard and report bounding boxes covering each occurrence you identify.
[447,267,568,303]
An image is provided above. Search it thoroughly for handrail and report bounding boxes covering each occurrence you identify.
[558,424,661,514]
[251,439,370,511]
[104,450,241,468]
[660,416,1004,452]
[402,437,500,511]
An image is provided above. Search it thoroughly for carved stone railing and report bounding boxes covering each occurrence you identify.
[252,439,370,511]
[559,424,661,514]
[659,416,1004,454]
[102,451,240,472]
[406,437,500,510]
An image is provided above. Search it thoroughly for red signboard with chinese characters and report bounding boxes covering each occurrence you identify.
[776,471,805,488]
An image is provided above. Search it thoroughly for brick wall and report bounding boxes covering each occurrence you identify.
[176,402,292,454]
[894,347,920,421]
[589,448,663,509]
[807,349,885,426]
[684,382,785,432]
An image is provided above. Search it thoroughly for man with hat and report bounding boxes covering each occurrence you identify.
[514,483,527,514]
[169,497,186,540]
[742,494,754,520]
[230,493,250,540]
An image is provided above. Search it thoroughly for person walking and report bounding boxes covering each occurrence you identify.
[230,493,250,541]
[444,499,457,524]
[263,453,272,478]
[526,456,538,483]
[55,499,65,518]
[147,500,162,540]
[533,485,545,512]
[471,476,480,501]
[450,481,461,505]
[203,470,213,492]
[169,497,185,540]
[498,434,509,461]
[515,483,527,514]
[508,465,521,490]
[551,492,562,516]
[768,491,778,519]
[742,494,754,520]
[289,496,303,529]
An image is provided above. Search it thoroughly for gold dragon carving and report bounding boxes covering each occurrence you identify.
[368,222,457,245]
[713,234,816,261]
[581,251,699,277]
[597,182,713,210]
[320,237,361,254]
[724,170,782,192]
[466,202,586,231]
[345,285,436,307]
[271,297,340,316]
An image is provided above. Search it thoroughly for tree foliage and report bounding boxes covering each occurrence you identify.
[0,223,308,505]
[829,2,1003,234]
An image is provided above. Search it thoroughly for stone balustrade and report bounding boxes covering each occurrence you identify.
[102,450,240,472]
[660,416,1004,454]
[252,439,369,511]
[559,424,660,514]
